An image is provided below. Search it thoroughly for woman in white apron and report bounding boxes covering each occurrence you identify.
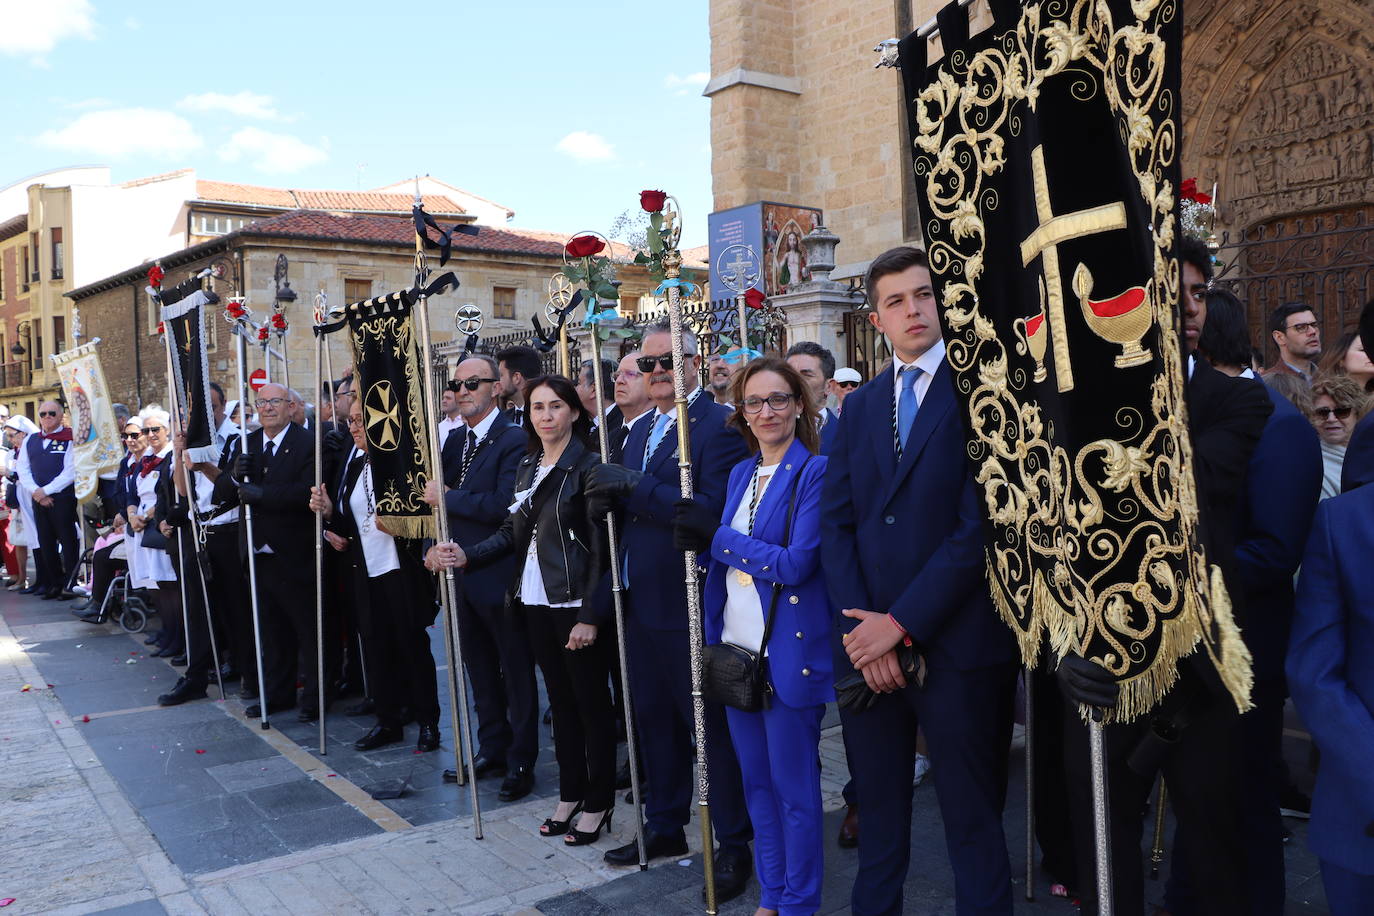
[127,407,182,657]
[4,416,40,590]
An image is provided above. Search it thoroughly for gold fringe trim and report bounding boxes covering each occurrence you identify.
[379,515,433,541]
[1207,564,1255,714]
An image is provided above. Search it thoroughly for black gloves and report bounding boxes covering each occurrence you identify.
[233,453,255,482]
[323,428,349,456]
[586,464,644,517]
[672,498,718,553]
[238,483,264,506]
[1056,654,1119,719]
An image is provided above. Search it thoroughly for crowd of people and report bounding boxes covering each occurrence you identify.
[1,239,1371,916]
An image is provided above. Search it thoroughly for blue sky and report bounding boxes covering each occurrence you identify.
[0,0,713,246]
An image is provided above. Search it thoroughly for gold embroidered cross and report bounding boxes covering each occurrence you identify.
[1019,145,1128,392]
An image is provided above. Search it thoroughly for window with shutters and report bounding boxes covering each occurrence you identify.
[493,285,516,320]
[344,278,372,303]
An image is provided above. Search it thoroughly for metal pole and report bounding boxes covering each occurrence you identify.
[584,301,648,870]
[1025,668,1035,900]
[233,320,272,730]
[312,325,326,755]
[412,204,482,835]
[1149,779,1168,880]
[1089,718,1113,915]
[557,321,570,378]
[161,330,193,674]
[736,291,748,357]
[663,239,717,913]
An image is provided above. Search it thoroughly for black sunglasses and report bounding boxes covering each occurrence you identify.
[1313,405,1353,420]
[39,410,59,417]
[451,377,497,391]
[121,432,143,440]
[835,380,859,389]
[636,354,675,373]
[143,425,165,433]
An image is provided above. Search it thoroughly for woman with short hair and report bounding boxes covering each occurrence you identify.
[1309,374,1372,500]
[127,406,182,657]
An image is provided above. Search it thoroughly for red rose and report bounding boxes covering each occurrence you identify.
[565,235,606,258]
[257,327,269,342]
[271,313,288,330]
[1180,178,1197,199]
[744,287,766,309]
[156,321,165,336]
[147,264,164,288]
[640,190,667,213]
[227,301,246,319]
[1194,190,1213,205]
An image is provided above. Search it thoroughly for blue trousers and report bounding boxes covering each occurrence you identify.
[1322,859,1374,916]
[726,701,825,915]
[625,620,751,849]
[841,658,1016,916]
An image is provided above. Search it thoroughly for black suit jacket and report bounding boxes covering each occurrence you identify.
[211,423,316,565]
[439,411,526,608]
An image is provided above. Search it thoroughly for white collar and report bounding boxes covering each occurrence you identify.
[264,424,291,450]
[893,339,946,385]
[463,406,500,443]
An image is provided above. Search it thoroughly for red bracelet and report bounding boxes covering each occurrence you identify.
[888,613,912,646]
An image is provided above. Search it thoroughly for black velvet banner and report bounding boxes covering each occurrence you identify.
[159,275,217,450]
[900,0,1251,720]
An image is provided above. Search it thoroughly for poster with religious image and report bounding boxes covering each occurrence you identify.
[51,342,122,503]
[762,203,821,295]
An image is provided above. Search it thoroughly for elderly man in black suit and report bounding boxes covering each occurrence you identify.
[212,382,328,721]
[423,354,536,800]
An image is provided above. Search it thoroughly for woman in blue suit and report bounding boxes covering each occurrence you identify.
[673,356,832,916]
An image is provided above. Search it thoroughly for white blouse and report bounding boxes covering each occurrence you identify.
[721,463,779,653]
[349,463,400,578]
[515,463,580,609]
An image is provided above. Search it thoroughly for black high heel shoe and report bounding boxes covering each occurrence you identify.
[539,801,584,837]
[564,809,612,846]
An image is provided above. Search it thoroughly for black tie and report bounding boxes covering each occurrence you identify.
[611,424,631,461]
[262,439,275,474]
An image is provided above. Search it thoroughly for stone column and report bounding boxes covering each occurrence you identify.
[769,225,857,356]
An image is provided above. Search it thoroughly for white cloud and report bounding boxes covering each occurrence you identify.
[555,130,616,163]
[0,0,95,59]
[37,108,202,158]
[178,91,282,121]
[665,71,710,96]
[219,127,327,174]
[65,96,115,110]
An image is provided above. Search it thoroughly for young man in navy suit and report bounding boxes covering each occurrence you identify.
[822,246,1019,915]
[422,355,536,800]
[586,321,755,903]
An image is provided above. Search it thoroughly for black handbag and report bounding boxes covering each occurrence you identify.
[702,457,810,713]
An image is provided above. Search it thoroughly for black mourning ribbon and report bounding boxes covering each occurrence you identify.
[531,289,583,352]
[413,206,479,267]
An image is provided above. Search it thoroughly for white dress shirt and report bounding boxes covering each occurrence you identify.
[17,430,76,496]
[891,339,946,409]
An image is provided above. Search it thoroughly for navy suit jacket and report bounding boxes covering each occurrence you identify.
[620,392,748,631]
[821,361,1015,671]
[1287,483,1374,873]
[439,410,525,608]
[1341,410,1374,492]
[703,439,833,708]
[1236,384,1323,685]
[817,408,839,456]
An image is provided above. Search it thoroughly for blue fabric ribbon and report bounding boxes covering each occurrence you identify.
[653,278,699,298]
[720,347,762,364]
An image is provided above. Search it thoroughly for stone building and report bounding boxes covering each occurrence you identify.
[707,0,1374,368]
[65,210,686,410]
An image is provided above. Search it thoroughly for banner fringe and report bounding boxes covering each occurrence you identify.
[380,515,432,541]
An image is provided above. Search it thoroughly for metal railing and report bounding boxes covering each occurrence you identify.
[0,361,33,390]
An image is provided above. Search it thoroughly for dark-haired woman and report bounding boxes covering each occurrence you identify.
[428,375,615,845]
[672,356,831,916]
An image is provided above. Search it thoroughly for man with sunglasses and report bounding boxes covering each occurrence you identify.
[830,367,862,415]
[17,401,79,599]
[586,322,755,903]
[423,355,536,798]
[1262,302,1323,384]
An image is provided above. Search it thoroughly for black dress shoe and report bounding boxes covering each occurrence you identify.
[499,766,535,801]
[169,655,187,667]
[416,724,440,753]
[706,846,753,904]
[238,683,259,701]
[353,724,404,751]
[41,588,63,600]
[604,829,688,866]
[19,584,43,595]
[143,634,161,645]
[158,677,208,707]
[218,665,241,682]
[243,700,294,718]
[472,755,507,779]
[442,768,462,783]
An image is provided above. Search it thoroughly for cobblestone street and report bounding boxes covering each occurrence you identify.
[2,589,1330,914]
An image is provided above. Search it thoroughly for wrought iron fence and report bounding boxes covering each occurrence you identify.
[0,361,32,390]
[1215,206,1374,364]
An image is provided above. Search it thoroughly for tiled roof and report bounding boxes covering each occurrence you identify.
[119,168,193,189]
[194,181,466,216]
[0,213,26,242]
[242,210,566,258]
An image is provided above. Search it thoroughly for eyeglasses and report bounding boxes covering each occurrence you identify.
[613,370,642,382]
[1313,405,1353,420]
[451,377,497,391]
[637,355,674,373]
[345,416,365,428]
[835,380,859,390]
[39,410,58,418]
[143,425,165,434]
[256,397,286,408]
[741,393,796,414]
[1287,320,1319,334]
[121,432,143,440]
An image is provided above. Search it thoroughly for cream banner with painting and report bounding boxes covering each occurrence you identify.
[51,342,123,503]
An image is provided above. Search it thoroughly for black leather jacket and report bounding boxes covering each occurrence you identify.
[466,437,608,622]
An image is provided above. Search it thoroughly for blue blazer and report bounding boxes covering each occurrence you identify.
[817,408,839,456]
[702,439,834,709]
[440,411,526,609]
[620,393,748,631]
[1237,384,1323,685]
[1342,410,1374,492]
[1287,483,1374,874]
[821,361,1015,671]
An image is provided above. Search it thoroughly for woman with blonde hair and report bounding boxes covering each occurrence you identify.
[1309,373,1372,499]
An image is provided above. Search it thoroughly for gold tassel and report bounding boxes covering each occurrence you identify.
[379,515,434,541]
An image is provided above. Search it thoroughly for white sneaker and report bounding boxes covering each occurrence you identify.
[913,753,931,786]
[73,584,91,597]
